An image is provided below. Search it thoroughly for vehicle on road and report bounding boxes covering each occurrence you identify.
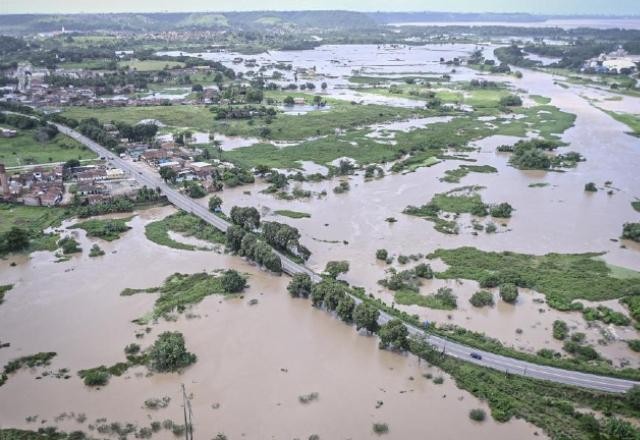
[470,352,482,360]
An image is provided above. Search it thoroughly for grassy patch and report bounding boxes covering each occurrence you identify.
[274,210,311,219]
[441,164,497,183]
[144,211,225,251]
[394,288,457,310]
[121,272,231,323]
[528,182,549,188]
[69,217,133,241]
[118,59,186,71]
[0,129,95,167]
[605,111,640,136]
[429,247,640,310]
[530,95,552,105]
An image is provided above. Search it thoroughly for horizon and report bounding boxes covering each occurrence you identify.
[2,0,640,16]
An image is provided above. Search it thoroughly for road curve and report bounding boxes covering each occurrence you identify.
[57,123,639,394]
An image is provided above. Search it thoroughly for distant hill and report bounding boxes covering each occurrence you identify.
[0,10,378,35]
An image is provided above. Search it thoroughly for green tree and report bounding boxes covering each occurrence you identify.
[490,203,513,218]
[149,332,196,372]
[414,263,433,279]
[324,260,349,279]
[469,290,494,308]
[376,249,388,260]
[1,227,29,252]
[208,195,222,212]
[230,206,260,230]
[288,273,313,298]
[499,283,519,303]
[225,225,246,252]
[353,303,379,333]
[336,296,356,322]
[283,96,295,105]
[221,270,247,293]
[159,166,177,183]
[378,319,409,351]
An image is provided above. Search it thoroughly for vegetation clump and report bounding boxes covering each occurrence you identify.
[287,273,313,298]
[121,272,242,323]
[499,283,519,303]
[149,332,196,372]
[428,247,640,310]
[88,244,105,257]
[582,305,630,326]
[622,223,640,242]
[145,211,225,251]
[324,260,350,279]
[378,319,409,351]
[469,409,487,422]
[70,217,132,241]
[469,290,494,308]
[57,236,81,254]
[552,320,569,340]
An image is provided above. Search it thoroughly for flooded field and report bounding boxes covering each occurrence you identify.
[170,44,640,363]
[0,207,545,439]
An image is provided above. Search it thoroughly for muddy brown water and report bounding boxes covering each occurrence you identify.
[0,207,545,439]
[206,56,640,364]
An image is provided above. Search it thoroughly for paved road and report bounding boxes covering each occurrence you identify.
[57,124,639,394]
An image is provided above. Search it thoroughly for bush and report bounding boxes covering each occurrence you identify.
[148,332,196,372]
[469,409,486,422]
[221,270,247,293]
[372,423,389,435]
[489,203,513,218]
[584,182,597,192]
[469,290,494,307]
[376,249,388,260]
[627,340,640,352]
[552,320,569,340]
[414,263,433,279]
[81,368,109,386]
[499,283,519,303]
[622,223,640,242]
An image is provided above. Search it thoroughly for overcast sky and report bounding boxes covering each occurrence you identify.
[2,0,640,15]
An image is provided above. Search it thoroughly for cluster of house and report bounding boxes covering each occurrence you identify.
[0,161,137,207]
[0,163,64,207]
[583,48,639,74]
[1,62,222,108]
[68,164,138,204]
[128,135,233,190]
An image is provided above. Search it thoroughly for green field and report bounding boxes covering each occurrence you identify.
[0,204,69,235]
[0,129,95,167]
[118,59,186,71]
[273,210,311,219]
[429,247,640,310]
[144,211,225,251]
[603,110,640,136]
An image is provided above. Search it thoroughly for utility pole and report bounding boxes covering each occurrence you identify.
[182,383,194,440]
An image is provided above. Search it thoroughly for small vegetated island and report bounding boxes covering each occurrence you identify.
[403,186,513,234]
[428,247,640,312]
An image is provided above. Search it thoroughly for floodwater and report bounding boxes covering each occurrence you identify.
[204,44,640,362]
[0,206,545,439]
[389,19,640,30]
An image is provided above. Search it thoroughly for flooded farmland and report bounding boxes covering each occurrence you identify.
[0,207,545,439]
[2,32,640,440]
